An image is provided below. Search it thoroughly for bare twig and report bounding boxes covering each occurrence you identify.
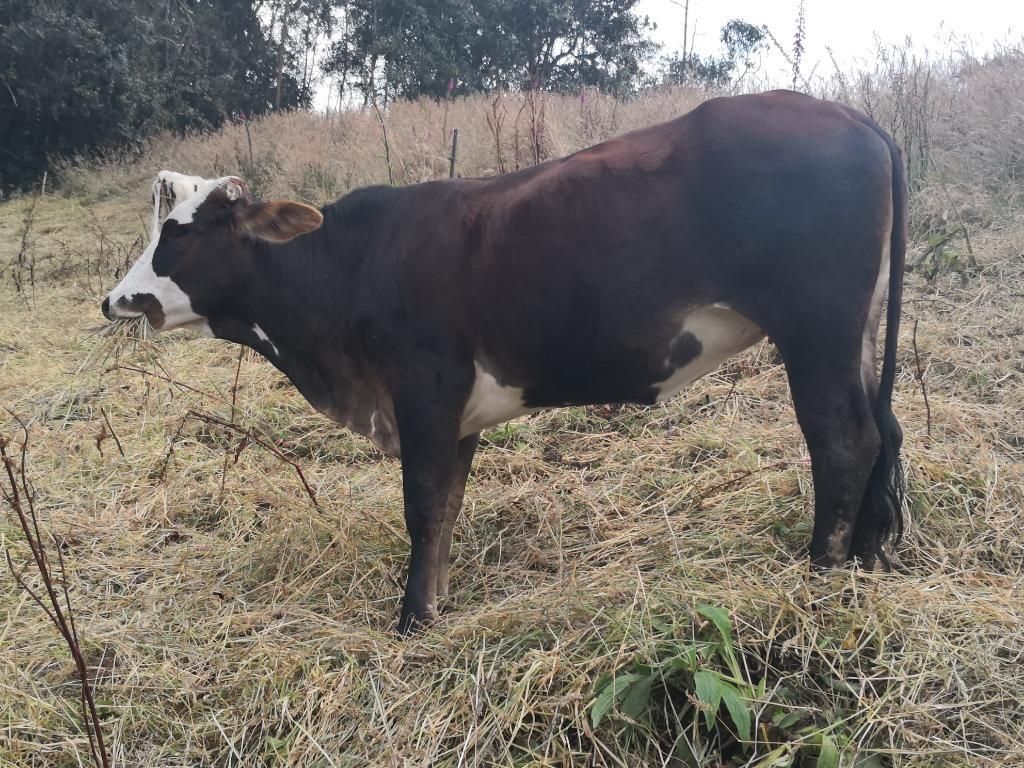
[928,157,977,270]
[100,408,125,459]
[220,347,245,500]
[186,410,321,511]
[108,364,221,403]
[155,405,319,511]
[486,95,507,174]
[688,461,791,511]
[8,171,45,304]
[760,25,812,92]
[449,128,460,179]
[371,100,394,186]
[228,347,244,424]
[245,119,254,169]
[156,415,189,482]
[2,419,111,768]
[912,318,932,437]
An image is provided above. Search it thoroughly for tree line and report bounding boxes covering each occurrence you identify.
[0,0,765,193]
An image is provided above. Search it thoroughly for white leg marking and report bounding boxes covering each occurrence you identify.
[827,520,853,563]
[653,304,764,402]
[459,364,530,438]
[252,323,279,357]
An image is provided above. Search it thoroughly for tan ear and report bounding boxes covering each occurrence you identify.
[239,200,323,243]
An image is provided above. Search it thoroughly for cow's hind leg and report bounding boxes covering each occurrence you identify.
[848,365,905,570]
[778,336,881,567]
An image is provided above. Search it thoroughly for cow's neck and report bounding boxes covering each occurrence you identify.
[210,224,400,456]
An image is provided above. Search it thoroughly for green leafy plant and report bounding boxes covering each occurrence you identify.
[590,603,759,762]
[588,604,879,767]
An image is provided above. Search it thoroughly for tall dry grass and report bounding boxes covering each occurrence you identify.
[823,39,1024,228]
[56,85,710,208]
[55,39,1024,248]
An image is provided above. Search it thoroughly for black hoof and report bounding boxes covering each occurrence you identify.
[396,606,437,636]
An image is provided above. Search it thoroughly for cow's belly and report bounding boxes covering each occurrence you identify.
[458,304,764,438]
[650,304,764,402]
[459,364,534,438]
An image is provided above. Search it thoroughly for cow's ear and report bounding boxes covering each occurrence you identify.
[238,200,323,243]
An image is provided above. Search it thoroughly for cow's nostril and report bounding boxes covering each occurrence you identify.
[101,296,111,320]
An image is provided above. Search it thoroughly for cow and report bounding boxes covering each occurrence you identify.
[102,91,907,634]
[149,171,209,241]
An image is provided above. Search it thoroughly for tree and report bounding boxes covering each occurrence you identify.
[264,0,334,110]
[322,0,658,102]
[0,0,318,193]
[1,0,143,191]
[664,19,766,89]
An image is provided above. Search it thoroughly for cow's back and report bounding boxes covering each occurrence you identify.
[444,91,893,404]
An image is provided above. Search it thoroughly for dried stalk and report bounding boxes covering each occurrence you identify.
[220,347,245,500]
[185,409,321,511]
[928,156,977,270]
[8,171,45,304]
[912,318,932,437]
[109,364,221,403]
[371,100,394,186]
[99,408,125,459]
[2,419,111,768]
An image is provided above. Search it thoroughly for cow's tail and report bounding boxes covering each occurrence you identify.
[864,132,907,562]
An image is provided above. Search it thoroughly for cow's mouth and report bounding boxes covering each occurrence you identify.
[102,293,166,329]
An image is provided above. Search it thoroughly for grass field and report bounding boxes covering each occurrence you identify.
[2,50,1024,767]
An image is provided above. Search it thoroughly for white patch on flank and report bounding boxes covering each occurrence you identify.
[459,363,530,438]
[862,238,891,393]
[252,323,279,357]
[653,304,764,402]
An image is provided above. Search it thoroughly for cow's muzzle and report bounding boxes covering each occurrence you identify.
[101,293,165,328]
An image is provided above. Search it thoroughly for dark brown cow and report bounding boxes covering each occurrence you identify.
[103,91,906,634]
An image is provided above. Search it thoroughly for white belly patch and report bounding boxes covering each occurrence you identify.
[459,305,762,437]
[459,364,530,438]
[653,304,764,402]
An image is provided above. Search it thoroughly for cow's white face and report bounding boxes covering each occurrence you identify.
[104,177,234,329]
[102,176,323,331]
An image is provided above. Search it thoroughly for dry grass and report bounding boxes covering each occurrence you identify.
[54,85,711,208]
[3,50,1024,768]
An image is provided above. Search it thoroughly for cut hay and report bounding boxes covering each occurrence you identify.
[76,316,154,375]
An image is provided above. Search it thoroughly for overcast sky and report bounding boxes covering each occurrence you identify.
[640,0,1023,81]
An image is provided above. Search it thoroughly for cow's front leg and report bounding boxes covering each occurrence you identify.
[393,392,468,635]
